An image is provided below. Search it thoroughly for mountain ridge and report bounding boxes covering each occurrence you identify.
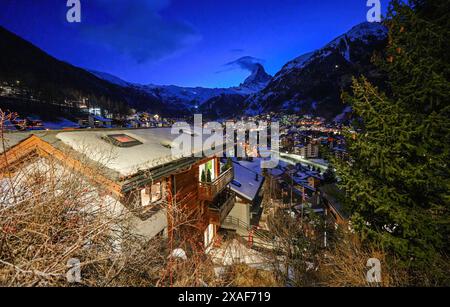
[90,63,272,113]
[245,22,388,120]
[0,22,388,121]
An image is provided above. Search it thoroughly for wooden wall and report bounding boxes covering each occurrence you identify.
[170,157,216,246]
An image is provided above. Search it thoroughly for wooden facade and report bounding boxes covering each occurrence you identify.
[0,135,122,197]
[169,158,235,247]
[1,135,235,249]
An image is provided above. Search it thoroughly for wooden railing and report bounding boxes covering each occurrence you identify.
[222,216,275,249]
[209,190,236,223]
[198,168,234,201]
[222,216,273,242]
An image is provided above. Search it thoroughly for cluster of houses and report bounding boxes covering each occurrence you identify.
[125,113,174,129]
[0,81,36,100]
[230,112,348,161]
[1,124,347,256]
[278,117,349,161]
[0,128,264,250]
[2,111,173,132]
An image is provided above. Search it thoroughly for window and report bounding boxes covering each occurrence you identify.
[105,134,142,147]
[199,159,216,183]
[140,182,163,206]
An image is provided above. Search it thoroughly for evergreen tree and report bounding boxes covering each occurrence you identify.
[221,157,233,173]
[322,166,336,185]
[334,0,449,276]
[201,170,206,183]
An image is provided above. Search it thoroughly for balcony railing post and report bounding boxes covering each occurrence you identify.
[198,167,234,201]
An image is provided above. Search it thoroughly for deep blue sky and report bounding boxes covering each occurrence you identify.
[0,0,388,88]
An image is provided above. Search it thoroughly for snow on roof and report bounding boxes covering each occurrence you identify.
[309,158,329,167]
[43,118,80,130]
[293,173,309,182]
[230,162,264,202]
[233,158,263,175]
[56,128,225,177]
[269,168,284,177]
[92,115,113,122]
[3,120,17,131]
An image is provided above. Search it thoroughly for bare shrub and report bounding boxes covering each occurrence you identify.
[317,229,409,287]
[0,110,170,286]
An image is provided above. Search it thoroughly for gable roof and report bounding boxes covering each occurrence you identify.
[56,128,228,177]
[230,162,264,202]
[1,128,227,194]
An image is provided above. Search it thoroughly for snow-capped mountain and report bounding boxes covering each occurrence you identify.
[134,84,237,110]
[92,64,272,112]
[237,63,272,92]
[89,70,131,88]
[274,22,387,82]
[0,21,388,121]
[245,22,388,120]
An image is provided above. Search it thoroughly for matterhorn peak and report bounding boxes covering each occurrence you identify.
[240,63,272,91]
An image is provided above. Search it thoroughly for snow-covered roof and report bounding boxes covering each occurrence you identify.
[230,162,264,202]
[309,158,329,167]
[92,115,113,122]
[269,168,284,177]
[3,120,17,131]
[56,128,225,177]
[233,158,263,175]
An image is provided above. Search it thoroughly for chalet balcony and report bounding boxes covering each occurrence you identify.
[198,168,234,201]
[140,200,166,220]
[209,189,236,225]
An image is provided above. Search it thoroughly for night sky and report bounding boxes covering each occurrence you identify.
[0,0,388,88]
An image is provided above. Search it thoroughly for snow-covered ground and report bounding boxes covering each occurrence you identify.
[209,239,272,270]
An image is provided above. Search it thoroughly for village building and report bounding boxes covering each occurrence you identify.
[88,114,113,128]
[0,128,238,250]
[294,142,320,159]
[222,161,264,230]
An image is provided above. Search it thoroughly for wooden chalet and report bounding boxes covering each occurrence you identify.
[0,128,236,249]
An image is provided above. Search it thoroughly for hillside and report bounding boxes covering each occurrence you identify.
[0,26,171,116]
[245,22,388,120]
[0,22,389,121]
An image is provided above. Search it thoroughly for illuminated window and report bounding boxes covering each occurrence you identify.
[105,134,142,147]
